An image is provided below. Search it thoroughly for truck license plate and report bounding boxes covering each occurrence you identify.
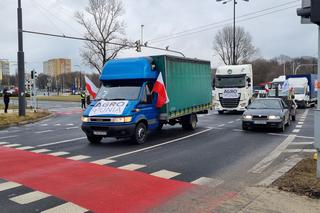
[93,131,107,136]
[254,121,267,125]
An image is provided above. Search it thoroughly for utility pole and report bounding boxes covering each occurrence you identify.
[233,0,236,65]
[141,24,144,46]
[316,25,320,177]
[17,0,26,116]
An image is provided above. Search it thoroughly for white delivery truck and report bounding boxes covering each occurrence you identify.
[214,65,253,114]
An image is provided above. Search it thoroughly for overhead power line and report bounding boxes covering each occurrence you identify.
[148,0,300,43]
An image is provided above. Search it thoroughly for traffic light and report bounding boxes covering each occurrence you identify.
[135,40,141,52]
[297,0,320,25]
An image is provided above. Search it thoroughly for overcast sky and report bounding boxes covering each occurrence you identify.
[0,0,317,74]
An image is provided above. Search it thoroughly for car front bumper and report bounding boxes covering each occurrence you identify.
[242,119,284,129]
[81,123,136,138]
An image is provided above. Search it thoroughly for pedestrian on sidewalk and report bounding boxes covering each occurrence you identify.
[3,88,10,113]
[81,91,86,109]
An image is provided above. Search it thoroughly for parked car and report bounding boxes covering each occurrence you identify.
[242,98,291,132]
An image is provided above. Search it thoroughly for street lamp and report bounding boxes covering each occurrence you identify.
[216,0,249,65]
[294,64,318,74]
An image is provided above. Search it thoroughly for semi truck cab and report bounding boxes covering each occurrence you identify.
[214,64,253,113]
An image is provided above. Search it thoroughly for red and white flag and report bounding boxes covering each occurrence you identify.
[152,72,169,108]
[85,76,99,99]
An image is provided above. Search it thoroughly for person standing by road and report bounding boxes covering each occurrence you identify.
[3,88,10,113]
[81,91,86,109]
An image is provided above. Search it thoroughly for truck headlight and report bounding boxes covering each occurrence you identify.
[112,117,132,123]
[81,116,90,122]
[243,115,252,120]
[268,115,280,120]
[240,103,247,107]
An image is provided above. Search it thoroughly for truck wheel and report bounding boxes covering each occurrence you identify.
[131,122,147,144]
[182,114,197,131]
[218,111,224,114]
[157,123,163,131]
[87,135,102,144]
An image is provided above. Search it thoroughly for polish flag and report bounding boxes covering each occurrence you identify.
[152,72,169,108]
[85,76,99,99]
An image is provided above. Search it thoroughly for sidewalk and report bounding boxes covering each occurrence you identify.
[215,186,320,213]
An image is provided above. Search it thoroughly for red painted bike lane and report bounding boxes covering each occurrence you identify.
[0,147,194,213]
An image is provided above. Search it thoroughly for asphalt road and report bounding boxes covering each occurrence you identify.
[0,102,315,213]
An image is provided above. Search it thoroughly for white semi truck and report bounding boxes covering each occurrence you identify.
[214,65,253,114]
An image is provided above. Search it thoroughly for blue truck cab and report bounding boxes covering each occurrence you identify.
[81,57,161,144]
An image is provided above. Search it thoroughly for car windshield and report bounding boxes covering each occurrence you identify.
[96,84,142,100]
[216,75,246,88]
[294,87,305,94]
[248,99,282,109]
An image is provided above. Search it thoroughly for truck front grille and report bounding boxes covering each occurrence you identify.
[219,97,240,108]
[90,118,112,122]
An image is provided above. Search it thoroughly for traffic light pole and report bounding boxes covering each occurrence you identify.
[316,26,320,177]
[17,0,26,116]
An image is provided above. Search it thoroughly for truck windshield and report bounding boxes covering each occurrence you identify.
[216,75,246,88]
[294,87,305,94]
[96,85,141,100]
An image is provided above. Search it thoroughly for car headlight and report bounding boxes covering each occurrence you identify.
[112,117,132,123]
[268,115,281,120]
[243,115,252,120]
[81,116,90,122]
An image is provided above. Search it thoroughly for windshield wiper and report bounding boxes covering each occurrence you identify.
[108,98,126,101]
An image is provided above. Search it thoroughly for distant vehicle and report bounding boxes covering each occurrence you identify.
[271,75,286,90]
[242,98,291,132]
[81,56,212,144]
[214,64,253,114]
[286,74,317,108]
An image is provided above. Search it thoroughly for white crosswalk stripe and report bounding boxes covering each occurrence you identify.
[31,149,51,153]
[119,164,146,171]
[151,170,181,179]
[67,155,91,161]
[41,202,88,213]
[91,159,116,165]
[0,182,21,192]
[3,144,21,148]
[49,152,70,157]
[16,146,35,150]
[0,142,9,145]
[191,177,224,187]
[10,191,50,204]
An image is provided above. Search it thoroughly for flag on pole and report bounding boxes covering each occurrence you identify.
[282,80,289,92]
[152,72,169,108]
[265,84,270,93]
[85,76,99,99]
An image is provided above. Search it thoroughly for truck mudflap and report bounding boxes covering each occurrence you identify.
[81,124,136,138]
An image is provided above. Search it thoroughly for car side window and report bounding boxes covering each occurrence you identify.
[281,100,288,109]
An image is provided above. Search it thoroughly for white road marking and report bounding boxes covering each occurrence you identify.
[67,155,90,161]
[0,142,9,145]
[0,135,17,140]
[16,146,34,150]
[37,137,87,147]
[66,123,74,126]
[249,135,296,174]
[207,127,223,130]
[41,202,88,213]
[233,129,244,132]
[283,149,302,153]
[218,124,225,127]
[296,125,303,128]
[291,142,314,145]
[0,130,9,133]
[3,144,21,148]
[10,191,50,204]
[106,128,213,159]
[54,124,61,126]
[91,159,116,165]
[49,151,70,157]
[298,122,304,125]
[66,126,79,130]
[191,177,224,187]
[40,124,48,127]
[258,155,302,186]
[151,170,181,179]
[31,149,51,153]
[236,119,241,121]
[119,164,146,171]
[268,133,314,139]
[0,182,21,192]
[292,129,300,133]
[35,130,54,134]
[228,121,234,124]
[301,149,317,153]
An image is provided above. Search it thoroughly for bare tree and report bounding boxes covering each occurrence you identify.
[213,26,258,65]
[76,0,127,73]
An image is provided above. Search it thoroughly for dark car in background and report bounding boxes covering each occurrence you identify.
[242,98,291,132]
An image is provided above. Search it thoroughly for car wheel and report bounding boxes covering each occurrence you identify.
[87,135,102,144]
[131,122,147,144]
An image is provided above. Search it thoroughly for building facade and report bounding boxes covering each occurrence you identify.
[43,58,71,77]
[0,60,10,76]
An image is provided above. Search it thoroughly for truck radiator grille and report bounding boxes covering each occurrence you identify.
[219,97,240,108]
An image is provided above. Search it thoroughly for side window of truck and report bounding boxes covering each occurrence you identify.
[141,83,153,104]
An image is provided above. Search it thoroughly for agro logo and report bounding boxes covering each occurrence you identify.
[224,89,237,93]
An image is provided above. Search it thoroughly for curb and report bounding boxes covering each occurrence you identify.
[0,112,55,130]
